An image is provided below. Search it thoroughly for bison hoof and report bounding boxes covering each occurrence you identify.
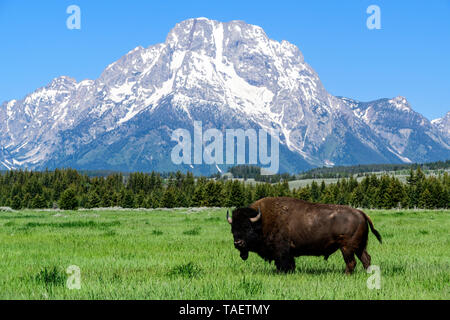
[240,251,249,261]
[277,267,295,273]
[275,260,296,273]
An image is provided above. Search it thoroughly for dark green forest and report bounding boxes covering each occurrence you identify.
[0,167,448,210]
[224,160,450,182]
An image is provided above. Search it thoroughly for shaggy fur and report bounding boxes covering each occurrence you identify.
[229,197,382,274]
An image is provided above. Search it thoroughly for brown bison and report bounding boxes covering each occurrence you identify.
[227,197,382,274]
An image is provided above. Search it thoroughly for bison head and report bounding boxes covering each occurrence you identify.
[227,207,263,261]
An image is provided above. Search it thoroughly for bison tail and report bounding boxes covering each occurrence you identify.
[361,211,382,244]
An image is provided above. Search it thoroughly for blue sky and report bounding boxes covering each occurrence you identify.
[0,0,449,120]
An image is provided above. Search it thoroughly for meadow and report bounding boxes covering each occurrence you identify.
[0,207,448,299]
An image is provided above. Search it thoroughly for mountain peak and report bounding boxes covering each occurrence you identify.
[388,96,412,112]
[48,76,76,88]
[165,18,271,52]
[432,111,450,137]
[0,18,448,173]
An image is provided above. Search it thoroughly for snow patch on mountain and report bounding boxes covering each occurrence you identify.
[0,17,448,172]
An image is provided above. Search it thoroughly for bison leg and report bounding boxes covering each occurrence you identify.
[356,249,371,270]
[275,255,295,273]
[340,247,357,275]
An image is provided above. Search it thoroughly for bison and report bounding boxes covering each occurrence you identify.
[227,197,382,274]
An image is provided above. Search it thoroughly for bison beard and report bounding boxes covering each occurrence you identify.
[227,197,382,274]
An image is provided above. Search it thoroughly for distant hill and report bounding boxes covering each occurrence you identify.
[223,160,450,182]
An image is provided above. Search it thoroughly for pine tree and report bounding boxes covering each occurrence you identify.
[162,187,176,208]
[22,193,32,208]
[244,184,254,207]
[366,186,378,209]
[419,188,433,209]
[59,188,79,210]
[121,190,135,208]
[100,190,112,208]
[176,191,190,208]
[204,180,222,207]
[111,192,120,207]
[310,181,320,202]
[143,195,153,209]
[136,191,146,208]
[384,178,406,209]
[376,176,390,209]
[350,185,364,208]
[79,194,89,209]
[277,181,290,197]
[320,180,326,195]
[255,183,268,200]
[426,178,442,209]
[147,190,162,208]
[321,188,335,204]
[229,181,245,208]
[31,194,47,209]
[296,187,311,201]
[192,184,205,207]
[416,167,426,182]
[87,191,101,209]
[11,195,22,210]
[406,168,416,185]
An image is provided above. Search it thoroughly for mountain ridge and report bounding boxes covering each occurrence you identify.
[1,18,449,173]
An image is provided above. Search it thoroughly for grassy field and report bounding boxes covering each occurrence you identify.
[0,208,448,299]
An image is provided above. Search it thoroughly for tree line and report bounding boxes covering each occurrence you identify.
[297,160,450,179]
[0,167,448,210]
[221,160,450,181]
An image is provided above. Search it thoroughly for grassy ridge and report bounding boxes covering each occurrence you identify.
[0,208,448,299]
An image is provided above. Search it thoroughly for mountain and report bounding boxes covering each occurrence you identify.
[342,97,449,163]
[432,111,450,141]
[1,18,449,174]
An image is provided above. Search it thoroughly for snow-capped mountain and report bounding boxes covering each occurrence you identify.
[1,18,449,173]
[432,112,450,141]
[342,97,449,163]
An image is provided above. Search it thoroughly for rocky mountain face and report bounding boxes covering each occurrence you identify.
[341,97,449,164]
[432,112,450,141]
[0,18,449,174]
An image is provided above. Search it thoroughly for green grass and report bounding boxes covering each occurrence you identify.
[0,208,448,299]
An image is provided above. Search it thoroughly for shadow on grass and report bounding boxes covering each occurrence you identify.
[0,214,47,220]
[204,217,221,222]
[239,256,352,276]
[102,229,117,236]
[167,262,202,279]
[183,227,201,236]
[33,266,67,287]
[25,220,121,229]
[152,229,163,236]
[295,265,343,275]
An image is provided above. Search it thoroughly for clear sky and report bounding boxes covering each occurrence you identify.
[0,0,449,120]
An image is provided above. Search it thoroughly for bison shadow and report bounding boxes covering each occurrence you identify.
[250,259,345,275]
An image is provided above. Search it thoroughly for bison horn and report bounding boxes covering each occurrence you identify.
[227,210,232,224]
[250,207,262,223]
